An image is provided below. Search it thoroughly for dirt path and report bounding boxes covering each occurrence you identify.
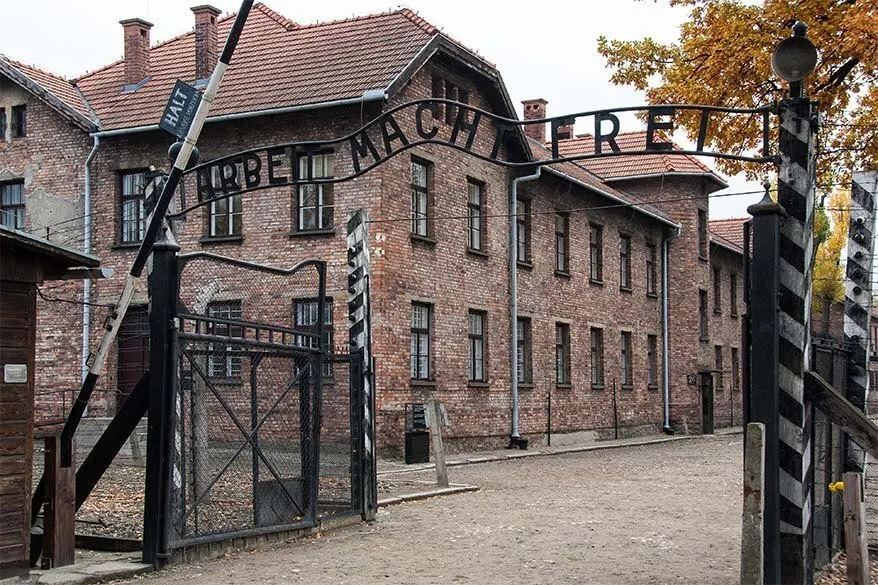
[124,435,744,585]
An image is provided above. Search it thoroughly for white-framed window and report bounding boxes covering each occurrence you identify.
[0,180,25,229]
[207,301,243,378]
[410,303,432,379]
[411,159,430,237]
[209,164,243,237]
[468,310,487,382]
[120,170,147,244]
[296,152,334,231]
[293,298,334,377]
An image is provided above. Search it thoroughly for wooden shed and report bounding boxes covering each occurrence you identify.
[0,225,101,579]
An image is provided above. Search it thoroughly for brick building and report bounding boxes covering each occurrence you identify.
[0,3,745,449]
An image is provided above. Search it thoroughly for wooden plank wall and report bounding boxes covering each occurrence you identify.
[0,280,36,578]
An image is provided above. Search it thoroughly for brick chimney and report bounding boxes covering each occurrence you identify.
[522,99,548,143]
[557,122,575,140]
[192,5,222,81]
[120,18,153,87]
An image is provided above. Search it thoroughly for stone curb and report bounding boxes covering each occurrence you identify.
[27,560,152,585]
[377,429,743,476]
[377,485,480,508]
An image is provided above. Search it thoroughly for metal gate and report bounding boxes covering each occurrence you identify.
[810,338,849,569]
[143,235,372,559]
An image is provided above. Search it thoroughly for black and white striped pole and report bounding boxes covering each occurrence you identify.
[771,21,819,585]
[347,209,377,521]
[843,171,877,474]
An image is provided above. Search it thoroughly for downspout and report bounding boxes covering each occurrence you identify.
[82,135,100,383]
[509,166,541,446]
[662,225,681,433]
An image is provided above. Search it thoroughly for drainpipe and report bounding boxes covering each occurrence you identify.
[509,166,541,446]
[662,225,681,433]
[82,135,100,383]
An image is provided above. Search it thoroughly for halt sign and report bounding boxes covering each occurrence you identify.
[159,80,201,139]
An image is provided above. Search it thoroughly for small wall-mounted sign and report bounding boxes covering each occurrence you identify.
[686,374,699,387]
[4,364,27,383]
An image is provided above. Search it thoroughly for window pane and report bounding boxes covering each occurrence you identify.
[412,161,427,187]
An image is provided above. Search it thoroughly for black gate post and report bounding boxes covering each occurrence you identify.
[747,187,784,585]
[143,229,180,567]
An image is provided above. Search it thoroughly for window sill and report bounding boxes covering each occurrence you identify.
[288,229,335,238]
[646,292,658,299]
[467,381,490,389]
[112,242,141,250]
[518,383,534,390]
[556,383,572,390]
[698,255,709,263]
[591,384,605,391]
[730,313,739,319]
[466,247,489,258]
[554,270,571,279]
[647,385,659,392]
[207,378,244,386]
[410,233,437,246]
[714,310,722,316]
[200,234,244,245]
[589,278,603,287]
[517,260,534,270]
[620,286,633,294]
[699,337,710,343]
[621,384,634,391]
[410,379,436,388]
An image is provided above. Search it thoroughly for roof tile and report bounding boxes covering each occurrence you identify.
[554,131,727,187]
[709,217,748,253]
[74,5,437,130]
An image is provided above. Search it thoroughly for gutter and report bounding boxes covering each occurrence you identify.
[90,92,387,138]
[662,224,682,433]
[541,166,680,229]
[509,166,541,446]
[82,135,100,383]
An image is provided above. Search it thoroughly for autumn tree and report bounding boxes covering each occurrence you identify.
[597,0,878,186]
[812,188,851,304]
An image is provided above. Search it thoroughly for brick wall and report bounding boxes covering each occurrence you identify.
[0,80,94,423]
[10,55,747,448]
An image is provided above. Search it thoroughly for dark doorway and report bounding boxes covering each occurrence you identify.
[117,305,149,412]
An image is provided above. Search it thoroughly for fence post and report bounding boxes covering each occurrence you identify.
[143,229,179,567]
[426,398,449,488]
[741,422,765,585]
[347,209,376,521]
[843,171,877,473]
[746,188,783,585]
[842,472,870,585]
[776,94,818,585]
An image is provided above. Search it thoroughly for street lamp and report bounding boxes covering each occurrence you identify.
[771,21,818,99]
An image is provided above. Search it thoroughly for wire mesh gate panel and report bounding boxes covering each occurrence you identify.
[156,252,362,550]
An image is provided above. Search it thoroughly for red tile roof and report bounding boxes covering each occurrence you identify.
[709,217,747,253]
[73,4,440,131]
[528,137,676,227]
[553,131,727,188]
[0,57,95,125]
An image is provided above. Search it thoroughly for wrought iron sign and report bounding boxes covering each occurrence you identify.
[175,99,774,215]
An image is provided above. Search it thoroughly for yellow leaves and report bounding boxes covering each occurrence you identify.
[813,188,851,303]
[599,0,878,184]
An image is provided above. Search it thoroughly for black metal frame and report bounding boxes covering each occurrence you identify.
[168,100,774,218]
[143,238,371,561]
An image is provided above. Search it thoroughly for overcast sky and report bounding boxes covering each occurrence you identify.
[6,0,762,218]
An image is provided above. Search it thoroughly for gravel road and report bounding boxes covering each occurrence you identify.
[123,434,744,585]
